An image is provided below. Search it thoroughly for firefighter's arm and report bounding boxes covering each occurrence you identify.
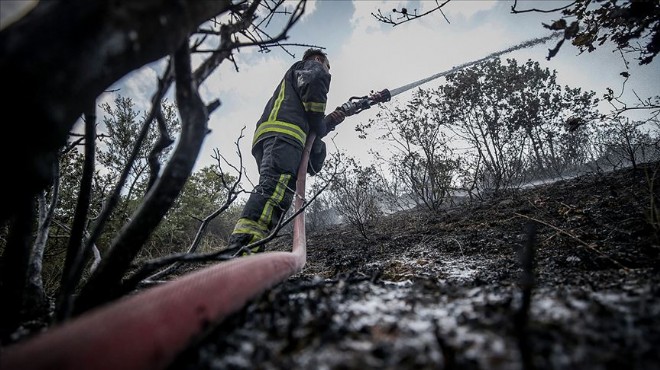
[297,63,331,137]
[307,137,326,176]
[322,109,345,133]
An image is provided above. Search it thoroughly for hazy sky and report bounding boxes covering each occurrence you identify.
[184,0,658,188]
[170,0,655,186]
[5,1,658,187]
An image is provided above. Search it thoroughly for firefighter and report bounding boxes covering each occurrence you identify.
[227,48,346,254]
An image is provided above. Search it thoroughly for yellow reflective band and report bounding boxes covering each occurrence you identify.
[232,228,263,239]
[258,173,292,228]
[268,80,286,122]
[303,101,326,113]
[253,121,306,146]
[232,218,268,240]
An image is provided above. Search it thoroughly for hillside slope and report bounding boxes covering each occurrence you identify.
[173,161,660,370]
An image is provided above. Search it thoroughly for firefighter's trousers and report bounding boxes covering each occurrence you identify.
[229,136,302,247]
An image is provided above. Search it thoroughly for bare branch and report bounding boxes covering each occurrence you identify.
[514,212,630,271]
[146,107,175,192]
[143,130,248,282]
[81,64,175,279]
[75,40,210,315]
[372,0,451,27]
[51,219,102,273]
[604,85,660,120]
[24,167,59,322]
[510,0,576,14]
[55,107,97,321]
[127,163,335,287]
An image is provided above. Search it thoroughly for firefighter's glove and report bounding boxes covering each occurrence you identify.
[323,109,346,133]
[307,138,326,176]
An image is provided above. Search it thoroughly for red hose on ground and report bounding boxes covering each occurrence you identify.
[0,133,316,370]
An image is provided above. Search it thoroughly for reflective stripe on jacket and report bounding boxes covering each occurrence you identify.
[252,59,331,150]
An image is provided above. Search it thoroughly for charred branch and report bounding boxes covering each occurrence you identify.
[146,109,176,193]
[55,107,97,322]
[515,222,537,370]
[74,40,210,315]
[0,196,36,342]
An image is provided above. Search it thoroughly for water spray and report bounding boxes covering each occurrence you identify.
[337,32,563,116]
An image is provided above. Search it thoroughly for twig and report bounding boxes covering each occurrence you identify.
[515,222,536,370]
[56,107,97,321]
[144,130,247,282]
[146,107,175,192]
[510,0,576,14]
[514,212,630,270]
[372,0,451,27]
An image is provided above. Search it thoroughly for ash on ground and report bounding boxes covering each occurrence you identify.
[172,162,660,370]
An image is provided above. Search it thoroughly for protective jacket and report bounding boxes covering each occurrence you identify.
[252,59,331,154]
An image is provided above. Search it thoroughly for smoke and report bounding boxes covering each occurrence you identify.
[389,32,563,97]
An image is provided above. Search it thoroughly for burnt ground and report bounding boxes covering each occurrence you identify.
[171,161,660,370]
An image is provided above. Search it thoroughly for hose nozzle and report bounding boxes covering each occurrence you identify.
[339,88,391,116]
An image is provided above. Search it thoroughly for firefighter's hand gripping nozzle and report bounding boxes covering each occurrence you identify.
[338,88,391,117]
